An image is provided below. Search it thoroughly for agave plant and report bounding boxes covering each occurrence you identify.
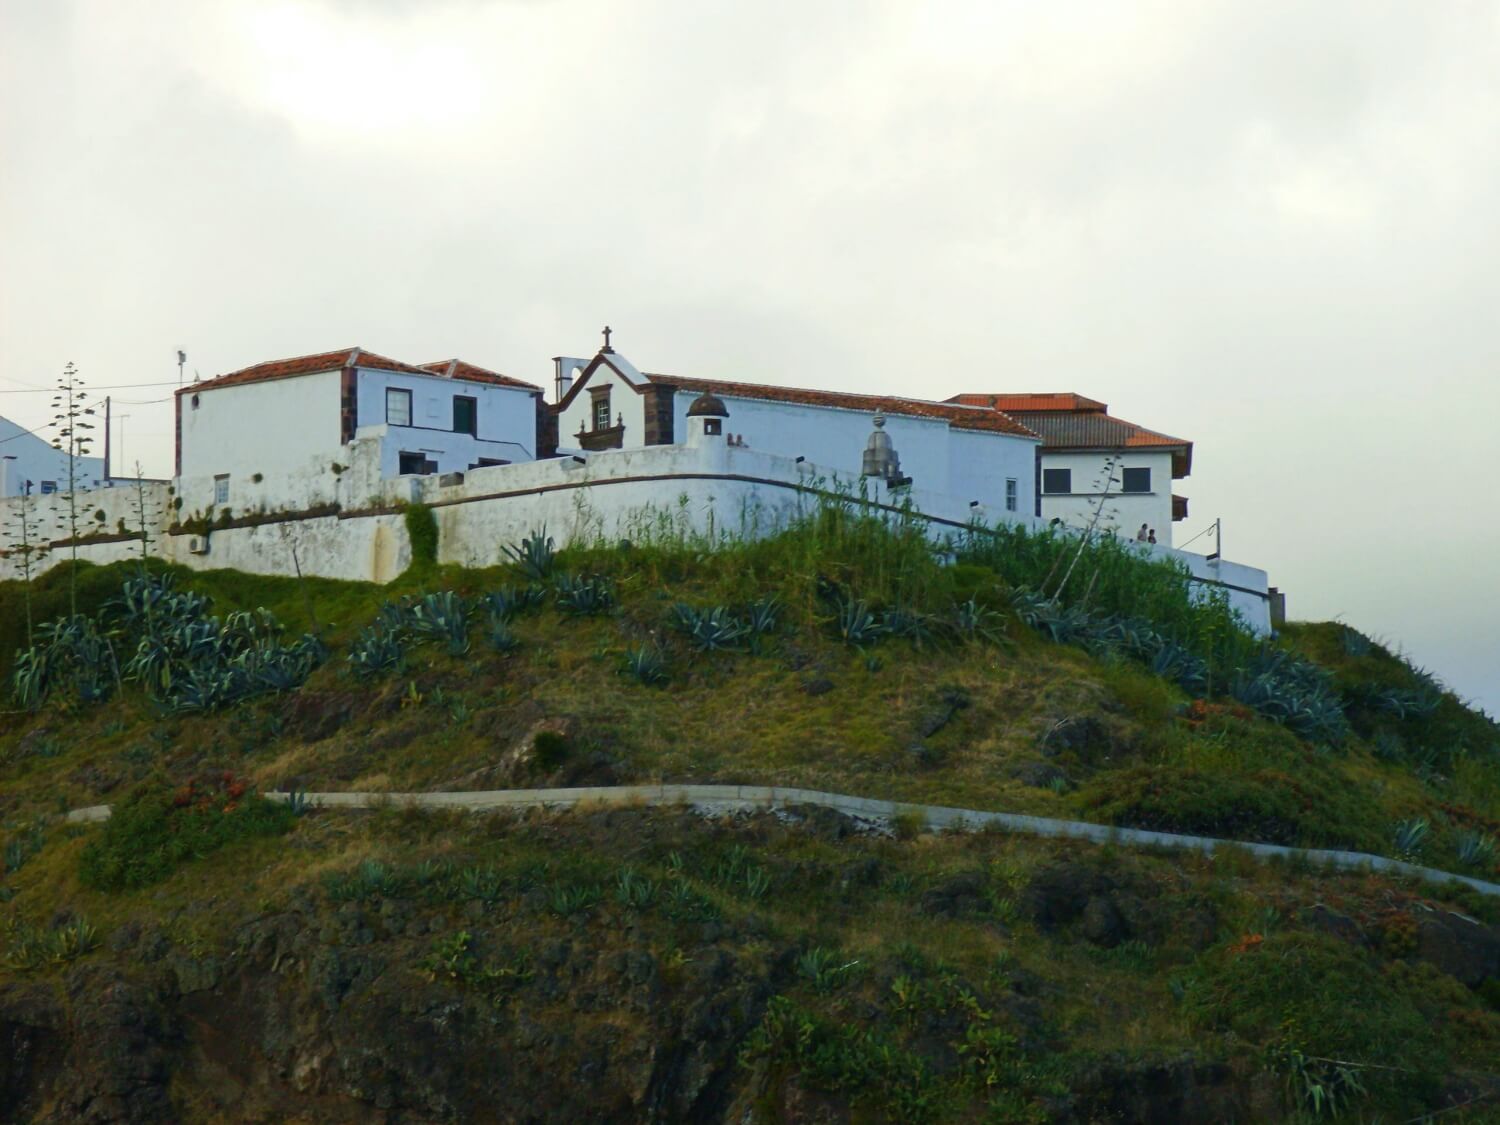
[836,598,884,647]
[554,574,615,616]
[484,584,547,622]
[951,599,1004,645]
[348,625,406,678]
[11,647,53,709]
[408,591,471,656]
[614,867,657,910]
[743,596,781,638]
[883,606,938,648]
[486,618,521,654]
[620,644,668,685]
[1455,830,1497,871]
[221,608,284,653]
[1392,817,1429,861]
[1339,625,1373,658]
[503,527,556,580]
[670,604,745,651]
[1229,648,1349,745]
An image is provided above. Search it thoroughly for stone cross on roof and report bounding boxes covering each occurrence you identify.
[601,326,614,353]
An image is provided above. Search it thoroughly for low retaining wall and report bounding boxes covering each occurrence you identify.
[63,783,1500,898]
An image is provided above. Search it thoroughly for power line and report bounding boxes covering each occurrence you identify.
[0,394,111,446]
[0,379,184,395]
[1175,521,1218,550]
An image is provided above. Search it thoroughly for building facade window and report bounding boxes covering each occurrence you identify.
[39,480,57,495]
[1005,478,1018,511]
[453,395,477,436]
[214,474,229,504]
[1121,467,1151,493]
[592,388,612,431]
[386,388,413,427]
[1042,468,1072,494]
[398,451,437,475]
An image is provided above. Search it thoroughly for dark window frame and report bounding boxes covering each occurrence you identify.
[591,388,612,431]
[398,451,437,476]
[1005,477,1018,511]
[453,395,478,436]
[1042,468,1072,495]
[1121,466,1151,494]
[386,387,413,427]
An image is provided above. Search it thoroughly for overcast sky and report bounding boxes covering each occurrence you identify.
[2,0,1497,715]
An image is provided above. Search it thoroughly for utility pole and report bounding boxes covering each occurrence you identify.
[1207,517,1222,561]
[177,349,186,388]
[103,396,112,480]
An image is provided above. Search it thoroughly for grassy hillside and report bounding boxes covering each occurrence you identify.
[3,510,1499,1121]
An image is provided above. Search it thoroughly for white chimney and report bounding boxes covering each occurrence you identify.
[553,357,587,403]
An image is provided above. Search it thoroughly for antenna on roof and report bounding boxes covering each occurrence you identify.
[177,349,186,388]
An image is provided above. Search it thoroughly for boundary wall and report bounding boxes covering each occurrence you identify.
[0,439,1272,631]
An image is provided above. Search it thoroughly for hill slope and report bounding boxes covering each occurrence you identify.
[3,513,1499,1122]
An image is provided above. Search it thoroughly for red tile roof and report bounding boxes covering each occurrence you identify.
[646,373,1039,439]
[178,347,432,395]
[420,359,541,392]
[946,392,1108,413]
[179,348,541,395]
[948,391,1192,476]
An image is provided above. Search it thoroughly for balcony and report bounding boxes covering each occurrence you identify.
[577,424,625,452]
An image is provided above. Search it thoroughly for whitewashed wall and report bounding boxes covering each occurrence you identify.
[354,370,538,474]
[0,430,1269,633]
[555,366,647,452]
[180,369,342,480]
[1039,450,1177,544]
[669,392,1041,515]
[947,428,1034,516]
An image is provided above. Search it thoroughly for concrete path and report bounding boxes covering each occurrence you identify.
[62,782,1500,898]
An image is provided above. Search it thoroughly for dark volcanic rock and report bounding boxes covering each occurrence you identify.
[920,871,988,918]
[0,984,66,1123]
[1063,1053,1266,1124]
[1416,910,1500,988]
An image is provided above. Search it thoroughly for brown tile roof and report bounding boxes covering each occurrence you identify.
[947,391,1191,476]
[1006,411,1191,477]
[645,373,1039,439]
[946,392,1108,413]
[420,359,541,392]
[179,348,543,396]
[179,347,432,395]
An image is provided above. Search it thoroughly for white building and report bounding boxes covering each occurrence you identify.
[551,345,1042,518]
[0,340,1275,632]
[175,347,543,510]
[0,415,106,498]
[946,393,1191,545]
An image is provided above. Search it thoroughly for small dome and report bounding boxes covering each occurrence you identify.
[687,391,729,418]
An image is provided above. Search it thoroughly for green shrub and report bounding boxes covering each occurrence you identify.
[1182,932,1444,1112]
[740,997,936,1123]
[79,776,295,891]
[404,503,439,567]
[1080,765,1376,849]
